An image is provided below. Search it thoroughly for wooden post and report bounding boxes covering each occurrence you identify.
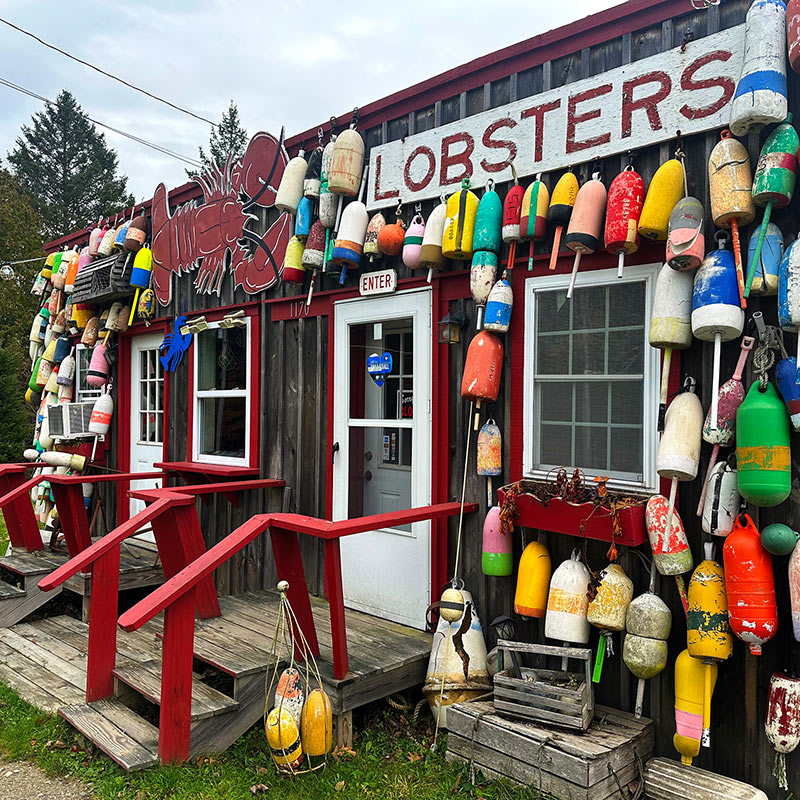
[324,538,349,680]
[50,482,92,557]
[85,545,121,701]
[159,587,196,764]
[170,505,220,620]
[0,471,44,551]
[269,527,320,660]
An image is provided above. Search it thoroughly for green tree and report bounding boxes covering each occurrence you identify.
[8,89,135,240]
[188,101,248,177]
[0,166,43,459]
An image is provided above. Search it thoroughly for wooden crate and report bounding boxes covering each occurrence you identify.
[494,640,593,731]
[446,700,653,800]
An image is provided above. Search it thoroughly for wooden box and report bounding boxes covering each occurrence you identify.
[498,486,647,547]
[494,640,593,731]
[446,700,653,800]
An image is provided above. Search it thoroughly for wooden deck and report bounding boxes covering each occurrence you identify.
[0,589,432,769]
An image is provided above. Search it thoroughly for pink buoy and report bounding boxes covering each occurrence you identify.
[482,506,512,576]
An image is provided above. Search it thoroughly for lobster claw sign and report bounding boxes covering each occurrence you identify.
[150,131,292,306]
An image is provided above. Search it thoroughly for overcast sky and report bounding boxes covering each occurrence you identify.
[0,0,616,200]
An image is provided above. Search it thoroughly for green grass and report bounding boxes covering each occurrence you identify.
[0,515,7,553]
[0,683,553,800]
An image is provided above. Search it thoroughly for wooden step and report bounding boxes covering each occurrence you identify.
[60,698,159,771]
[0,575,61,628]
[0,579,25,600]
[113,661,239,721]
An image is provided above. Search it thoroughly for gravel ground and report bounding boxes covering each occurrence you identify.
[0,761,94,799]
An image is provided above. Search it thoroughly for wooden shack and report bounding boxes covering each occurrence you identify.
[4,0,800,793]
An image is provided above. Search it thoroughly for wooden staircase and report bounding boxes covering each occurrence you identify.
[0,551,63,628]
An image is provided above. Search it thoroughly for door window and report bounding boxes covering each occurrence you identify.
[137,348,163,445]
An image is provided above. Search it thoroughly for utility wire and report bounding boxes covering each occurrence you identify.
[0,16,217,128]
[0,77,204,168]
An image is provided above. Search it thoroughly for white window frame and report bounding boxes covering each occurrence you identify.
[191,318,251,467]
[74,344,102,403]
[522,263,660,494]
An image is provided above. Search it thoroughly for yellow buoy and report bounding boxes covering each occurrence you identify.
[442,179,479,260]
[514,539,551,618]
[673,648,717,766]
[301,688,333,761]
[265,707,303,774]
[639,159,685,241]
[687,559,732,663]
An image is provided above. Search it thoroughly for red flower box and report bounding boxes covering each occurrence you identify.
[497,486,647,547]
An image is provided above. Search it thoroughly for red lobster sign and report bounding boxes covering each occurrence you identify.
[151,131,290,306]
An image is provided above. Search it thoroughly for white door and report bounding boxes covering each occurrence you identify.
[129,333,165,529]
[332,289,432,628]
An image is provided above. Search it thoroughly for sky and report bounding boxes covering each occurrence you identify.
[0,0,617,201]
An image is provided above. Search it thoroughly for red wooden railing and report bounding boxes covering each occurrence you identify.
[0,465,165,556]
[38,479,284,702]
[117,501,476,763]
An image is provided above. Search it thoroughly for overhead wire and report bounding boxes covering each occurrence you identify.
[0,16,217,128]
[0,76,204,168]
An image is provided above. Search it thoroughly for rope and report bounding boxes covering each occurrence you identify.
[386,693,412,712]
[752,335,779,390]
[468,706,497,786]
[453,401,475,580]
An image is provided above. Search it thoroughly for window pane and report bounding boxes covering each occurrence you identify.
[609,283,645,327]
[575,426,607,471]
[572,331,605,375]
[140,412,147,442]
[571,285,606,331]
[537,290,570,333]
[537,334,569,374]
[611,381,643,425]
[540,382,572,422]
[199,397,246,459]
[575,382,608,423]
[539,424,571,467]
[611,427,643,474]
[197,327,247,391]
[608,329,644,374]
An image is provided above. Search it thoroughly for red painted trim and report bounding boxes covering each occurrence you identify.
[326,312,335,520]
[285,0,694,152]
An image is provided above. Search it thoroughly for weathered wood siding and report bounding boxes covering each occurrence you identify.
[92,0,800,793]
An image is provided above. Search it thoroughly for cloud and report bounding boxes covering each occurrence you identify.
[0,0,609,203]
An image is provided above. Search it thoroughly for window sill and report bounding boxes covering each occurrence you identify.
[155,461,259,480]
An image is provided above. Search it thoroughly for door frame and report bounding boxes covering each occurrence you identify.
[330,287,433,620]
[117,322,169,524]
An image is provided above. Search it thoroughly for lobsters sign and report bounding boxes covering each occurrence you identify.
[367,25,745,210]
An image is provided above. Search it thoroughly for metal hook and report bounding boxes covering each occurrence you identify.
[317,126,324,145]
[486,178,495,191]
[682,375,697,394]
[414,202,422,215]
[509,162,519,184]
[626,150,634,168]
[395,197,403,217]
[351,107,359,130]
[674,130,685,158]
[329,116,338,137]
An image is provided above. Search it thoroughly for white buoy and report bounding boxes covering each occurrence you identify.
[729,0,788,136]
[701,463,740,537]
[274,150,307,216]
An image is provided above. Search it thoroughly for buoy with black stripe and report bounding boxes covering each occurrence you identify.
[266,706,304,774]
[442,178,479,260]
[565,172,605,298]
[548,171,579,271]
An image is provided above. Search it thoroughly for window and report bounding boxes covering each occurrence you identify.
[136,347,163,445]
[74,345,102,402]
[523,265,660,492]
[192,321,250,465]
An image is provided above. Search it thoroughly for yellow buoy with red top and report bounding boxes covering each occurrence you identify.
[674,648,716,765]
[639,158,685,241]
[282,237,306,284]
[442,178,479,260]
[548,171,579,271]
[514,539,551,618]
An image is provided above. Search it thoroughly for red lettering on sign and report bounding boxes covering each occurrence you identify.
[679,50,735,120]
[520,99,561,163]
[404,145,436,192]
[439,133,474,186]
[373,154,400,202]
[481,117,518,173]
[621,71,671,137]
[566,84,612,154]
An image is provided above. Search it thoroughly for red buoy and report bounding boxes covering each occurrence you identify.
[723,513,778,655]
[461,331,503,429]
[604,166,644,278]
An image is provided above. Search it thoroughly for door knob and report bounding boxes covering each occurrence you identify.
[363,470,373,481]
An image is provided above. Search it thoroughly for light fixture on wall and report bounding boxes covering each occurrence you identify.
[437,302,467,345]
[0,264,15,280]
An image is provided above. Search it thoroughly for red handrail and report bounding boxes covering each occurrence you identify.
[117,501,476,764]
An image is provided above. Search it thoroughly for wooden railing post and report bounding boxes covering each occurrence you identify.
[50,482,92,557]
[85,545,121,701]
[171,505,220,620]
[324,538,349,680]
[158,586,196,764]
[0,471,43,551]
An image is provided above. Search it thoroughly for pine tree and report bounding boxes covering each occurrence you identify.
[188,101,248,177]
[8,89,135,240]
[0,166,43,458]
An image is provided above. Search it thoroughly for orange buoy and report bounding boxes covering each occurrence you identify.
[377,201,406,256]
[461,331,502,429]
[723,513,778,654]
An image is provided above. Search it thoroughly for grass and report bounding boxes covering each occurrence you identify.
[0,683,554,800]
